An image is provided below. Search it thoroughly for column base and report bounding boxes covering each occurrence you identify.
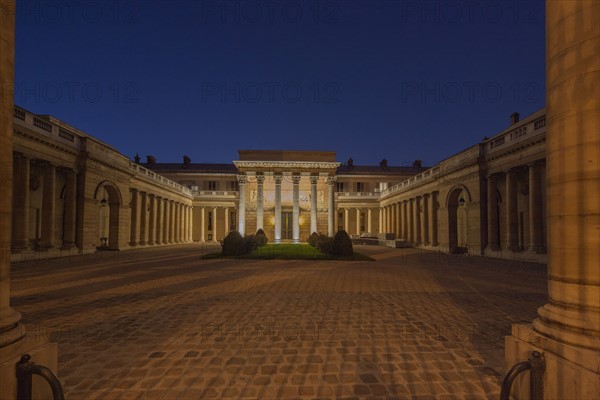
[505,323,600,400]
[129,242,138,247]
[486,244,501,251]
[38,245,54,252]
[60,242,77,250]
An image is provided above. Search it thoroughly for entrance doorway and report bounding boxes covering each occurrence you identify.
[281,212,293,240]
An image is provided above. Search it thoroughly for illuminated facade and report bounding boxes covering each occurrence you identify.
[10,105,547,261]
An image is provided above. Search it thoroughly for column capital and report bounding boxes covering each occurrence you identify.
[291,175,301,185]
[528,159,546,168]
[256,174,265,184]
[309,175,319,184]
[237,174,247,184]
[274,174,283,184]
[326,176,337,185]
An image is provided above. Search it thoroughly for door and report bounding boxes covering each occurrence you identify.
[282,212,293,239]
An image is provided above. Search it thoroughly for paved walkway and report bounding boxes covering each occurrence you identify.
[10,245,548,399]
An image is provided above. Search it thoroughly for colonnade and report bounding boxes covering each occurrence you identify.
[486,161,545,253]
[379,192,439,245]
[129,189,193,246]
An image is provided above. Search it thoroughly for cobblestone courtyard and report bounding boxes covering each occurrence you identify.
[10,245,548,399]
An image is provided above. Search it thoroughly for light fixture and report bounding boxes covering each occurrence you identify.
[458,197,466,206]
[100,197,107,207]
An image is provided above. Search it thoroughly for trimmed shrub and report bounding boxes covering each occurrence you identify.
[255,229,268,247]
[333,230,354,256]
[307,232,319,247]
[316,234,335,254]
[244,235,259,253]
[222,231,246,256]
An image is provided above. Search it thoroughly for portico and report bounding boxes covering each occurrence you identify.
[233,150,340,242]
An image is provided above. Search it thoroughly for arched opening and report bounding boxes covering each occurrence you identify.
[447,186,470,254]
[95,182,121,250]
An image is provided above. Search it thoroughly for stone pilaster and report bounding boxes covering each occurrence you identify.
[415,196,422,245]
[256,174,264,231]
[430,193,439,246]
[212,207,218,241]
[148,195,156,245]
[169,200,175,243]
[129,189,139,246]
[155,196,162,245]
[355,208,361,235]
[367,208,372,233]
[163,198,169,244]
[200,207,205,242]
[422,194,430,245]
[310,176,318,234]
[224,207,229,235]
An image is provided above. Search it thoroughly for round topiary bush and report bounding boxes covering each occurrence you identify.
[222,231,246,256]
[317,234,335,254]
[255,229,268,247]
[333,230,354,256]
[244,235,259,253]
[307,232,319,247]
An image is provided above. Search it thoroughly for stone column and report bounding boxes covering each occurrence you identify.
[367,208,372,233]
[163,199,169,244]
[395,202,401,237]
[310,176,318,234]
[237,174,247,235]
[505,169,519,251]
[155,196,163,244]
[343,208,349,231]
[212,207,218,241]
[169,200,175,243]
[0,1,26,347]
[185,206,190,242]
[378,207,383,234]
[139,192,147,245]
[506,2,600,397]
[327,176,335,236]
[224,207,229,235]
[386,206,391,233]
[356,208,361,235]
[292,175,301,243]
[274,175,282,242]
[415,196,422,245]
[422,194,430,245]
[408,199,414,242]
[256,174,264,231]
[148,195,156,245]
[430,192,439,246]
[129,189,139,246]
[40,162,56,249]
[11,153,30,251]
[200,207,205,242]
[403,200,409,240]
[487,174,500,251]
[528,162,545,253]
[391,204,396,235]
[175,203,181,243]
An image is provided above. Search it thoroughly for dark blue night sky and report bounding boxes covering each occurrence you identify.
[14,0,546,166]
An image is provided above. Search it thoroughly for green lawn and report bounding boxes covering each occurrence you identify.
[201,243,374,261]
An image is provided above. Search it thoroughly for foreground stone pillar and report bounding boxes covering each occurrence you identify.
[224,207,229,235]
[237,175,246,235]
[414,196,422,244]
[40,162,56,249]
[310,176,318,234]
[367,208,372,233]
[395,202,401,237]
[274,175,282,242]
[355,208,361,235]
[1,4,58,395]
[169,200,175,244]
[163,199,169,244]
[378,207,383,234]
[11,153,30,251]
[327,177,335,236]
[256,174,264,231]
[61,169,77,249]
[528,162,546,253]
[212,207,218,241]
[505,1,600,398]
[487,174,500,251]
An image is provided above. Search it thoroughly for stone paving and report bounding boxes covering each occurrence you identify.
[10,245,548,399]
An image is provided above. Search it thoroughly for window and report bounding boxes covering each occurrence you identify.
[356,182,365,192]
[208,181,217,190]
[360,212,365,231]
[336,182,345,192]
[338,212,344,231]
[227,181,238,191]
[230,211,236,231]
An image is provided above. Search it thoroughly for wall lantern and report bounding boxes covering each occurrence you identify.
[100,197,107,207]
[458,197,466,206]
